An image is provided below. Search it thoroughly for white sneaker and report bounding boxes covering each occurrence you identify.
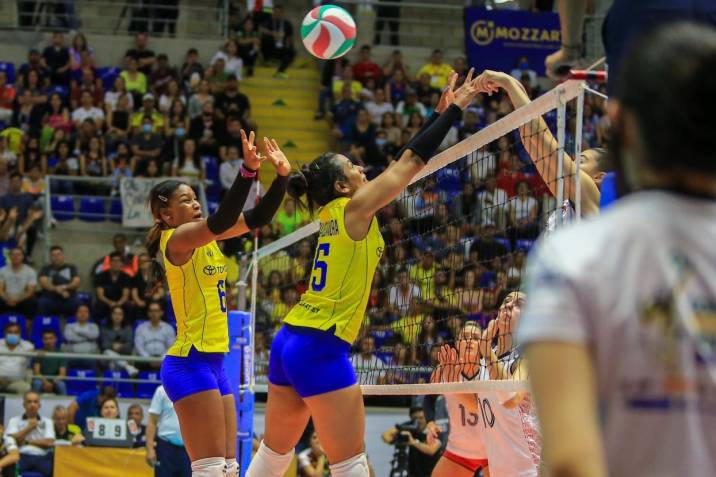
[126,365,139,377]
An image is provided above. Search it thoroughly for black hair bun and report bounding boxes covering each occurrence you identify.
[287,170,308,199]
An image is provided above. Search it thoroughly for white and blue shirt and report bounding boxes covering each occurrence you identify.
[148,385,183,446]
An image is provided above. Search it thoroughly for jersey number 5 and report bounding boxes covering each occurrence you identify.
[217,279,227,313]
[311,243,330,292]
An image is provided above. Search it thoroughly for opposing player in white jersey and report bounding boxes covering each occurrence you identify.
[475,69,611,221]
[519,22,716,477]
[476,292,540,477]
[429,321,490,477]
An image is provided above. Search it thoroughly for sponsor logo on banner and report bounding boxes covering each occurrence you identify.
[465,8,561,76]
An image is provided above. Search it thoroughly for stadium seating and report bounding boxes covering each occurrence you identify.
[97,66,121,91]
[48,84,69,99]
[103,370,134,397]
[30,315,62,348]
[66,369,98,395]
[50,195,75,221]
[0,313,28,339]
[78,197,106,222]
[0,62,15,84]
[136,371,161,399]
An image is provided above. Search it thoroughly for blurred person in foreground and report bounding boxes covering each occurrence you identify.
[518,22,716,477]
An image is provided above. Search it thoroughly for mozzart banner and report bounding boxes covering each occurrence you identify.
[464,8,561,76]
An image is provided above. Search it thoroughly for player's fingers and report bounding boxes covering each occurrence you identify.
[248,130,255,145]
[448,71,457,91]
[465,67,475,84]
[272,139,281,152]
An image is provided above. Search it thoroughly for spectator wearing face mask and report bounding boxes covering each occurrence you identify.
[0,322,34,394]
[130,115,165,176]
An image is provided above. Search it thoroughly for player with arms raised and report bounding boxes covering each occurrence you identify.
[247,71,484,477]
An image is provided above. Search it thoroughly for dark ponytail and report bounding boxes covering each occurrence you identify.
[145,179,185,293]
[287,152,347,216]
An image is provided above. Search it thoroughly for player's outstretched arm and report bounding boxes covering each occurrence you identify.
[476,70,600,214]
[347,72,480,230]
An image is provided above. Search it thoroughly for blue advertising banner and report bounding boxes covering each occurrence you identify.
[465,8,561,76]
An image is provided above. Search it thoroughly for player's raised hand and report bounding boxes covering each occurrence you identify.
[262,137,291,177]
[474,70,505,96]
[436,70,459,114]
[240,129,263,171]
[452,72,481,110]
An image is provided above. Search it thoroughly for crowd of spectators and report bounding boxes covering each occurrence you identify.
[0,30,260,190]
[0,233,179,397]
[0,387,148,477]
[0,14,297,215]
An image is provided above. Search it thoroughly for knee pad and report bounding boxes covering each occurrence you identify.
[329,453,370,477]
[245,441,295,477]
[191,457,226,477]
[225,457,238,477]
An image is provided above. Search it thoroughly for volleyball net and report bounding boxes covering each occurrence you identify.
[250,79,601,395]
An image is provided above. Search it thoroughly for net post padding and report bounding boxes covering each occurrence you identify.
[256,79,585,260]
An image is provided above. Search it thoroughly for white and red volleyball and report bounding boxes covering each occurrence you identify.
[301,5,357,60]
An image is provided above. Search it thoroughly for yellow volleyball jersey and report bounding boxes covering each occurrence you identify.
[160,229,229,356]
[283,197,385,344]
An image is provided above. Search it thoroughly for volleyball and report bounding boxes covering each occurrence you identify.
[300,5,357,60]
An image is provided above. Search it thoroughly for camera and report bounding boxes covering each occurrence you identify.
[395,419,419,446]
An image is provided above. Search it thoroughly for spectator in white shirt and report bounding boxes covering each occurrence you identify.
[0,137,17,168]
[219,145,264,211]
[0,422,20,477]
[477,175,509,229]
[0,247,38,318]
[71,90,105,129]
[351,336,387,385]
[364,88,394,126]
[63,303,100,371]
[0,322,33,394]
[508,181,539,242]
[135,301,175,371]
[145,385,191,475]
[387,267,422,319]
[212,39,244,80]
[6,391,55,477]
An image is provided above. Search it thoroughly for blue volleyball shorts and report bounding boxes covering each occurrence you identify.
[161,346,232,403]
[268,324,357,398]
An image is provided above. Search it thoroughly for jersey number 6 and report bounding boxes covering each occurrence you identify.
[311,243,330,292]
[217,279,227,313]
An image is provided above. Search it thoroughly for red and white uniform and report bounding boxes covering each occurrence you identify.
[476,390,541,477]
[443,373,488,470]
